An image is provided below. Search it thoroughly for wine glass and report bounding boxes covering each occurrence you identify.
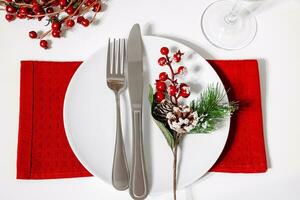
[201,0,257,50]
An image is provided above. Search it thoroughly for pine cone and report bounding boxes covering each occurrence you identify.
[152,100,174,122]
[166,105,199,135]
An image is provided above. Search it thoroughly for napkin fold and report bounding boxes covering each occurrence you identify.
[17,60,267,179]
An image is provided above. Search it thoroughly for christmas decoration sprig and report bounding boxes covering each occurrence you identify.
[190,84,238,133]
[149,47,238,200]
[0,0,103,49]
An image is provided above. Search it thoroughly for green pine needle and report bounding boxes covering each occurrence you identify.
[189,84,238,134]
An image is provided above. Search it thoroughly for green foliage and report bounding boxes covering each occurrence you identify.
[153,119,174,149]
[189,84,238,134]
[148,85,154,105]
[148,85,174,149]
[148,83,238,146]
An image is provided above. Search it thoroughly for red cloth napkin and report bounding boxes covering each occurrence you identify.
[17,60,267,179]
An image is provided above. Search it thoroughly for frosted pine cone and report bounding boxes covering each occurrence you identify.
[166,105,199,134]
[152,100,174,122]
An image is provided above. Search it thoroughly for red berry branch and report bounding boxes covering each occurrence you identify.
[151,47,239,200]
[0,0,103,49]
[155,47,190,105]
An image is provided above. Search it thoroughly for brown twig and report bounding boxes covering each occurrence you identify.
[14,3,33,7]
[27,0,74,18]
[79,1,98,16]
[39,29,52,39]
[173,140,178,200]
[90,9,98,23]
[45,0,57,6]
[165,54,179,105]
[63,0,87,21]
[0,1,6,7]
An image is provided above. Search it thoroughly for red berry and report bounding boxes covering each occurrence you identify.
[51,0,59,6]
[158,57,167,66]
[5,14,15,22]
[93,3,101,12]
[159,72,168,81]
[40,40,48,49]
[66,6,74,15]
[160,47,169,55]
[179,83,188,89]
[81,19,90,27]
[156,81,166,91]
[6,5,17,13]
[52,30,61,38]
[36,10,45,21]
[6,0,13,2]
[155,91,165,103]
[19,7,28,15]
[59,0,67,7]
[32,4,41,13]
[17,12,26,19]
[180,90,190,98]
[173,53,181,62]
[179,84,190,98]
[27,11,35,19]
[77,16,84,23]
[66,19,75,27]
[46,7,54,14]
[23,0,31,3]
[85,0,95,6]
[177,66,186,75]
[51,21,61,30]
[168,85,177,96]
[29,31,38,39]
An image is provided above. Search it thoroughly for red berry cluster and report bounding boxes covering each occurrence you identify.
[0,0,102,49]
[155,47,190,104]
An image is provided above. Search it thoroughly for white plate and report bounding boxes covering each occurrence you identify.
[63,36,230,194]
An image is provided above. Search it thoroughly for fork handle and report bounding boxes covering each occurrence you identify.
[112,93,129,190]
[129,108,148,200]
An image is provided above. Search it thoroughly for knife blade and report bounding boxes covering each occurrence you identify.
[127,24,143,106]
[127,24,149,200]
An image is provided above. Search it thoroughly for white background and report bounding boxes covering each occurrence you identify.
[1,0,300,199]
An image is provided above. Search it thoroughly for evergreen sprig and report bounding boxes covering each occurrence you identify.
[190,84,238,134]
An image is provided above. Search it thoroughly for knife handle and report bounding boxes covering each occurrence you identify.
[129,109,148,200]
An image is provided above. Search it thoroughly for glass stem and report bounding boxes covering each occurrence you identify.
[224,0,242,24]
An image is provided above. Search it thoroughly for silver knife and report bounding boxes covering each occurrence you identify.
[127,24,149,200]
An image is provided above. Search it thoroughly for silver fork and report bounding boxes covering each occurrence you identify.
[107,38,130,190]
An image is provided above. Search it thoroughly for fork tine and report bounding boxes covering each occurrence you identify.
[106,38,111,77]
[117,39,121,74]
[121,39,126,75]
[112,39,116,74]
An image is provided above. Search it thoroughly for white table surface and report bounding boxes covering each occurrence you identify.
[1,0,300,199]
